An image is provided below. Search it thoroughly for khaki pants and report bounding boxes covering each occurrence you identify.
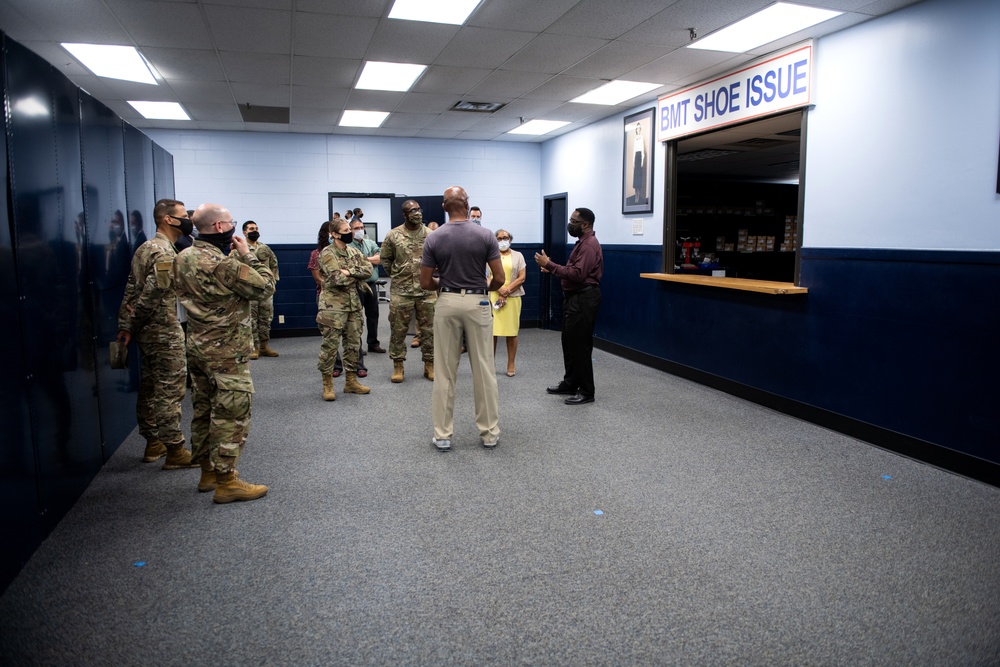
[431,292,499,442]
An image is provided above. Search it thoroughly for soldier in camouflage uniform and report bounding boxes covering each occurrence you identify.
[116,199,197,470]
[240,220,280,359]
[317,219,373,401]
[379,199,436,383]
[173,203,275,504]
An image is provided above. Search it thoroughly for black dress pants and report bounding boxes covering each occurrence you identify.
[360,286,380,348]
[561,287,601,397]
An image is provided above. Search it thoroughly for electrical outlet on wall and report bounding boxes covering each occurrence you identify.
[278,315,285,324]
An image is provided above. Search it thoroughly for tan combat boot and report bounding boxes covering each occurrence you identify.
[249,347,260,360]
[213,471,268,504]
[424,361,434,381]
[197,460,216,492]
[259,342,279,357]
[322,374,336,401]
[344,371,371,394]
[162,443,198,470]
[391,360,405,383]
[142,440,166,462]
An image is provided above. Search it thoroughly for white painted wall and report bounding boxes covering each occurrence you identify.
[539,0,1000,251]
[146,131,542,245]
[804,0,1000,250]
[541,111,665,246]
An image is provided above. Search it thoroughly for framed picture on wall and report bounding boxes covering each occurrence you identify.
[622,107,655,214]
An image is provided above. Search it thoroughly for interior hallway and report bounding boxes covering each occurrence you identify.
[1,328,998,665]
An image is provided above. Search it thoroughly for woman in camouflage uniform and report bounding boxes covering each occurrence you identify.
[317,219,373,401]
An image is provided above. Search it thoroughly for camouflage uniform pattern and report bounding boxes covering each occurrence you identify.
[117,231,186,447]
[379,224,436,362]
[173,240,275,473]
[245,242,279,347]
[317,244,371,374]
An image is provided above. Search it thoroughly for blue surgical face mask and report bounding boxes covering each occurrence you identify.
[353,229,365,241]
[498,240,510,251]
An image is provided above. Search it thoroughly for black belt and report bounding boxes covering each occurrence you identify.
[440,287,486,294]
[566,285,598,294]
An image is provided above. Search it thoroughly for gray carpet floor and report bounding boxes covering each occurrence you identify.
[2,321,999,666]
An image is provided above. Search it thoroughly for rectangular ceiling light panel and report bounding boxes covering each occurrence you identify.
[570,80,661,106]
[688,3,842,53]
[128,101,190,120]
[356,61,428,92]
[388,0,482,25]
[340,110,391,127]
[62,43,157,84]
[508,120,570,135]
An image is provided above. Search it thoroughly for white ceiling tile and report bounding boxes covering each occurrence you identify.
[290,108,342,124]
[203,5,291,54]
[168,80,237,105]
[184,102,243,122]
[219,51,291,84]
[425,113,485,131]
[292,56,362,87]
[466,70,553,99]
[521,75,603,101]
[456,130,504,141]
[563,41,673,80]
[435,27,536,69]
[500,33,609,74]
[546,0,675,40]
[467,116,521,133]
[230,82,291,106]
[295,0,389,17]
[468,0,580,33]
[416,129,461,139]
[291,85,350,109]
[489,98,562,118]
[4,0,128,42]
[411,66,492,95]
[344,89,406,111]
[382,113,438,130]
[623,49,734,86]
[394,92,457,114]
[364,19,459,63]
[291,12,379,59]
[143,48,227,82]
[106,1,213,48]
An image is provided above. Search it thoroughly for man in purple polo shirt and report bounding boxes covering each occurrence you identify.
[420,186,505,451]
[534,207,603,405]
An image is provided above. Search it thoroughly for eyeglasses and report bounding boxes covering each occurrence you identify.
[406,208,422,215]
[496,236,511,241]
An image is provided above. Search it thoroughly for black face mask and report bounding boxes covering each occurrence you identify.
[175,217,193,236]
[339,232,355,244]
[200,227,235,254]
[246,231,260,242]
[567,222,584,238]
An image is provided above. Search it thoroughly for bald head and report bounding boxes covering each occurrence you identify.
[442,186,469,219]
[192,203,233,234]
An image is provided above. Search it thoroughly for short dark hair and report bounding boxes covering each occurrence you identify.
[575,207,595,224]
[353,208,362,216]
[242,220,256,232]
[153,199,183,224]
[470,206,481,214]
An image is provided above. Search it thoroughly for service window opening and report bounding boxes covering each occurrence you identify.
[667,110,804,284]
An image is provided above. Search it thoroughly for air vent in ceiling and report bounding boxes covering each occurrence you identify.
[451,100,506,113]
[239,104,290,124]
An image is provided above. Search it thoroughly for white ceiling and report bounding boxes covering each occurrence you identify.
[0,0,922,142]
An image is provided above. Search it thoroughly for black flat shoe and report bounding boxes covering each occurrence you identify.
[565,394,594,405]
[546,384,576,395]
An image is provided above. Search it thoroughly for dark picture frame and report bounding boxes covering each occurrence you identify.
[623,107,655,214]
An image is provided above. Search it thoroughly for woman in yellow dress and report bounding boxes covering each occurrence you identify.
[488,229,527,377]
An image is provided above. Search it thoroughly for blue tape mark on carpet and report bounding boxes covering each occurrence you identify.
[882,475,893,480]
[134,561,147,567]
[593,509,604,516]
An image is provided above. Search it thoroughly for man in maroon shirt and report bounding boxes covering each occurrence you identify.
[534,207,603,405]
